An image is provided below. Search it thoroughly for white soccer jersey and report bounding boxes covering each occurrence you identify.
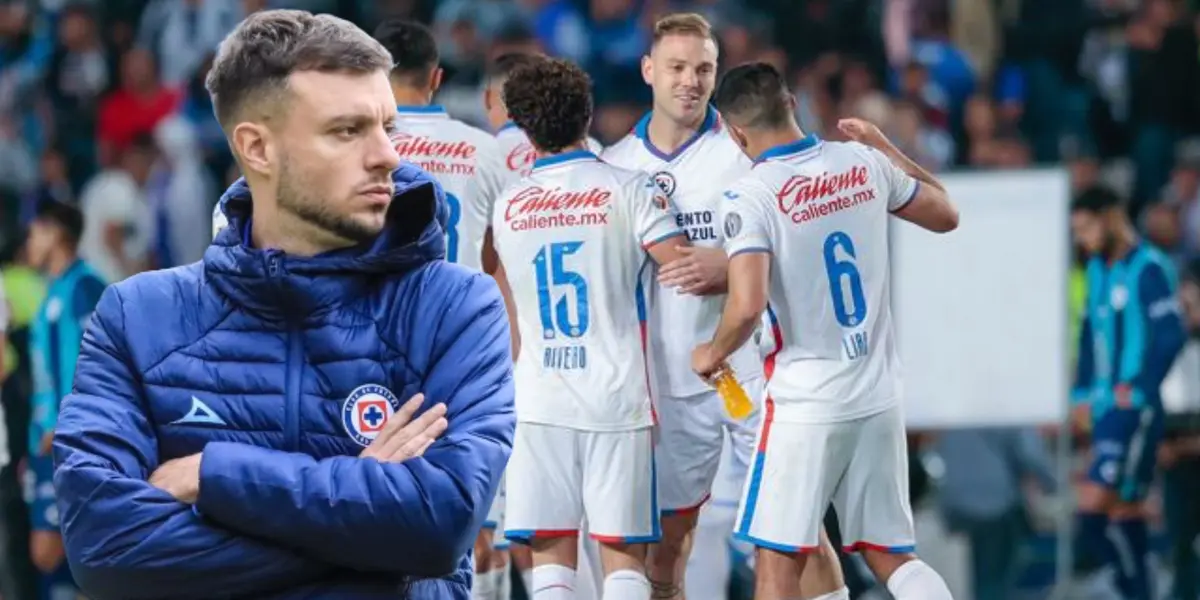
[492,150,684,431]
[391,105,507,270]
[719,135,920,423]
[495,122,604,183]
[602,108,763,397]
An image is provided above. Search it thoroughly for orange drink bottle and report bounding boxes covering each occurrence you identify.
[713,368,753,420]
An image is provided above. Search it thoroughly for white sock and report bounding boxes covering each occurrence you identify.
[601,569,651,600]
[532,564,576,599]
[496,565,512,600]
[522,569,534,596]
[809,588,850,600]
[472,568,500,600]
[885,559,953,600]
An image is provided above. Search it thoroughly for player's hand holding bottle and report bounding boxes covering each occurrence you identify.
[691,343,753,420]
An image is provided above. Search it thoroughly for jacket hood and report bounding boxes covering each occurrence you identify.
[203,163,449,319]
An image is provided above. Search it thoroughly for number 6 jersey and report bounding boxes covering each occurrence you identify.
[719,135,919,423]
[492,150,684,431]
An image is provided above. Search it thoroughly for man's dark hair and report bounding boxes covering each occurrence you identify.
[1071,185,1123,214]
[486,52,540,86]
[503,57,592,153]
[713,62,793,130]
[205,9,393,130]
[34,200,84,250]
[373,19,439,85]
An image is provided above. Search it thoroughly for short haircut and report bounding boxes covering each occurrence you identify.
[34,199,84,249]
[205,10,393,130]
[1071,185,1123,213]
[503,57,592,154]
[486,52,540,87]
[652,12,714,45]
[373,19,439,84]
[713,62,793,129]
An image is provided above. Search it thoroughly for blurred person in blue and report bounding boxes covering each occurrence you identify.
[51,9,514,600]
[933,427,1057,600]
[1070,184,1188,600]
[23,199,106,600]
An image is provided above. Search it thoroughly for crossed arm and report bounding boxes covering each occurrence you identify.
[55,279,514,599]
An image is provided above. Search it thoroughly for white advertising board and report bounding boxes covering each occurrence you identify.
[891,169,1071,428]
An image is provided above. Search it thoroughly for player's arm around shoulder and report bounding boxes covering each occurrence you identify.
[627,170,731,295]
[627,171,690,266]
[839,118,959,233]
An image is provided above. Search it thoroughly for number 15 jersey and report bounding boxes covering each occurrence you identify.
[492,150,684,431]
[720,136,919,423]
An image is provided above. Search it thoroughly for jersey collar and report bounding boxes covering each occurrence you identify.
[395,104,448,116]
[632,105,719,162]
[499,121,520,133]
[531,149,598,171]
[755,134,823,164]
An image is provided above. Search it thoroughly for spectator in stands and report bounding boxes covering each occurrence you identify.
[96,47,180,161]
[1126,0,1200,212]
[178,52,232,186]
[20,149,71,229]
[44,2,112,191]
[135,0,242,87]
[0,119,37,197]
[1166,140,1200,257]
[146,115,213,268]
[76,134,155,283]
[1143,201,1186,267]
[934,428,1057,600]
[887,99,953,171]
[1160,272,1200,600]
[0,240,42,600]
[0,1,53,155]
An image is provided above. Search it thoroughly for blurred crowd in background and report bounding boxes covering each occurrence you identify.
[1,0,1200,598]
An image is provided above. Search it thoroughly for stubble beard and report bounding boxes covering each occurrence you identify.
[277,157,383,245]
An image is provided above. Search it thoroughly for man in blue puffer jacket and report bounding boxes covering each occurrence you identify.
[51,9,515,600]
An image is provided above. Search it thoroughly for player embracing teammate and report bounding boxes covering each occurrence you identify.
[695,62,959,599]
[376,11,966,600]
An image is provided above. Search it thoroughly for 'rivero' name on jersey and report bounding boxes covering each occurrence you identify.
[720,135,919,423]
[391,105,507,270]
[491,150,684,431]
[601,107,763,397]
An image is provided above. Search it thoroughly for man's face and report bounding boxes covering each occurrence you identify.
[483,81,508,132]
[643,34,717,125]
[24,219,59,271]
[271,70,401,243]
[1070,209,1113,256]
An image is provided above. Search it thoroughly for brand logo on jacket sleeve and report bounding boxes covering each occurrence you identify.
[342,384,403,446]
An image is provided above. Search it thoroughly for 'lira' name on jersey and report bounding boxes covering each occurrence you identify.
[492,150,684,431]
[392,105,507,270]
[720,135,920,423]
[602,108,763,397]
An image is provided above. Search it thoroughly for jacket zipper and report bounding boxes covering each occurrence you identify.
[267,252,303,452]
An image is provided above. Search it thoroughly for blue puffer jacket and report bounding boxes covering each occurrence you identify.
[52,164,516,599]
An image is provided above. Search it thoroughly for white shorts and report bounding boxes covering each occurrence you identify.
[481,475,509,550]
[734,404,915,554]
[655,377,764,513]
[504,423,660,544]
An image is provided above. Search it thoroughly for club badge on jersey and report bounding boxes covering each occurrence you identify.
[341,384,402,447]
